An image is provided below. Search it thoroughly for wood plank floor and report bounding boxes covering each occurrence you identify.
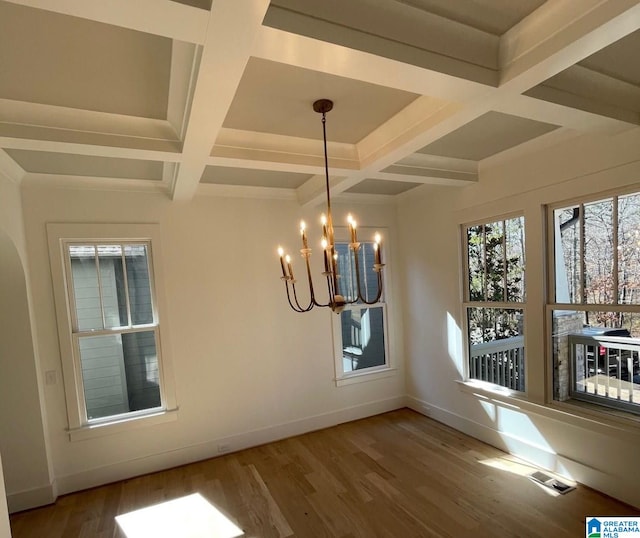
[9,409,636,537]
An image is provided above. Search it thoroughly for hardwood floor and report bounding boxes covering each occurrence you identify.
[9,409,636,537]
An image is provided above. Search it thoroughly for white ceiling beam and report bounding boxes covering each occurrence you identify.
[296,174,364,208]
[263,3,499,86]
[525,85,639,125]
[22,173,170,193]
[499,0,640,91]
[171,0,271,201]
[495,94,637,133]
[370,171,476,187]
[4,0,209,43]
[254,26,489,101]
[212,128,359,172]
[166,42,201,140]
[0,99,179,141]
[0,136,181,162]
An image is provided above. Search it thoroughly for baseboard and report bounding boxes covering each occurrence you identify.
[405,395,640,509]
[56,395,406,497]
[7,482,56,513]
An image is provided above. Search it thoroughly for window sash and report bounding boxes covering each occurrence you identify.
[64,241,158,334]
[547,189,640,415]
[334,302,389,378]
[547,189,640,307]
[462,214,526,391]
[62,239,166,426]
[463,215,525,304]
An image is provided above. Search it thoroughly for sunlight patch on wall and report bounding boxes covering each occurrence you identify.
[447,312,464,377]
[497,407,553,452]
[115,493,244,538]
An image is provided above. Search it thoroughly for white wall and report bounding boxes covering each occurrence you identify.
[398,126,640,508]
[0,175,53,513]
[20,186,405,497]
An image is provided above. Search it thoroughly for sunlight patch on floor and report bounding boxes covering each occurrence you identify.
[479,455,577,497]
[115,493,244,538]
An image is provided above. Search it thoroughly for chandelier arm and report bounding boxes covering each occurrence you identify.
[303,253,320,308]
[311,272,334,309]
[284,281,308,312]
[300,251,332,309]
[291,281,315,312]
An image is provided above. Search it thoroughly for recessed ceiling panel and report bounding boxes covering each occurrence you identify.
[391,0,545,35]
[579,29,640,87]
[5,150,163,180]
[223,58,419,144]
[418,111,560,160]
[201,166,312,188]
[0,2,171,119]
[346,179,422,195]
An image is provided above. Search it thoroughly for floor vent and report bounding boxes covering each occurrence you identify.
[528,471,575,494]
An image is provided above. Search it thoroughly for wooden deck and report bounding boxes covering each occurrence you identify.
[9,408,636,537]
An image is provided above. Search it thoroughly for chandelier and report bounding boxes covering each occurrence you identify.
[277,99,385,313]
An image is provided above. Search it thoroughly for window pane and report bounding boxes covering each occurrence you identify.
[618,193,640,305]
[336,242,381,304]
[485,221,504,301]
[505,216,525,302]
[467,225,485,301]
[584,198,614,304]
[554,206,581,303]
[467,307,524,390]
[69,245,103,331]
[125,244,154,325]
[79,331,161,421]
[340,306,385,373]
[466,218,524,303]
[97,245,127,328]
[552,310,640,409]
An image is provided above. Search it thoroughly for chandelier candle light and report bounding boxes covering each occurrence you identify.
[277,99,385,313]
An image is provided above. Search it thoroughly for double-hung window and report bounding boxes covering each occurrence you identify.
[463,215,526,391]
[549,190,640,414]
[332,238,390,385]
[48,224,176,438]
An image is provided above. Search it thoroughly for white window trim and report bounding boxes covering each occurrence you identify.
[331,226,394,386]
[47,223,178,440]
[461,213,527,393]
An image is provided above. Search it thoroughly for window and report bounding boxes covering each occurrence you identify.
[549,191,640,414]
[332,239,390,384]
[463,216,526,391]
[48,224,176,438]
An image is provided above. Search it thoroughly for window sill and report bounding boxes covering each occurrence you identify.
[456,380,640,440]
[335,367,397,387]
[67,408,178,442]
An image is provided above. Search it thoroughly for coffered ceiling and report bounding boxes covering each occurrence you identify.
[0,0,639,203]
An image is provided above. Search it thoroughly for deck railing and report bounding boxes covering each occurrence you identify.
[569,334,640,410]
[469,335,525,391]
